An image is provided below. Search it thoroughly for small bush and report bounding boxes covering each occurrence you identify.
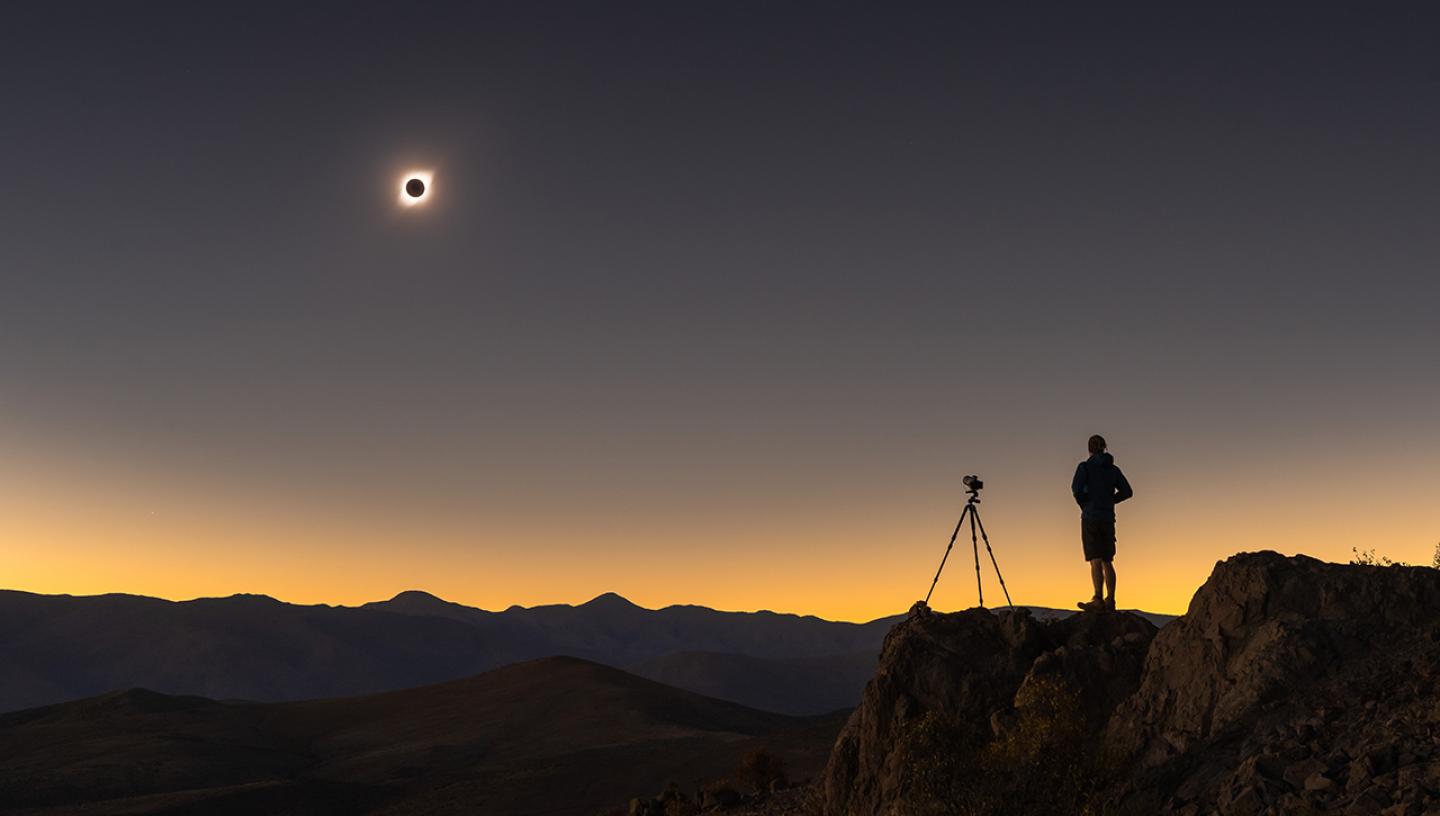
[901,710,983,813]
[737,748,787,793]
[1351,547,1407,567]
[901,678,1118,816]
[702,781,742,809]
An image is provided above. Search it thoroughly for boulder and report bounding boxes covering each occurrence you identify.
[1106,551,1440,814]
[819,603,1156,815]
[817,551,1440,815]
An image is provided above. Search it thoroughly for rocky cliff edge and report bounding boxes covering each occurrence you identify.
[820,552,1440,816]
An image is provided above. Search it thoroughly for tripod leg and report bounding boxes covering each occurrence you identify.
[923,505,969,606]
[971,508,1014,608]
[970,506,983,608]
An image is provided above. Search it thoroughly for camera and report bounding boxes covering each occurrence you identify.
[963,474,984,491]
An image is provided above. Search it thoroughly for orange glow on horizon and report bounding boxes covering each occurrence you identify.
[5,475,1437,623]
[5,422,1438,623]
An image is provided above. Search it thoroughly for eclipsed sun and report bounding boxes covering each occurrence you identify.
[399,171,432,207]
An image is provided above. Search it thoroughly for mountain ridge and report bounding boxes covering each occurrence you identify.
[0,588,902,715]
[2,585,1180,622]
[0,587,1173,715]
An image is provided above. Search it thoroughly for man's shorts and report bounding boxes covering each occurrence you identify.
[1082,518,1116,562]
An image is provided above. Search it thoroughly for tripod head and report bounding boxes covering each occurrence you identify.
[962,474,983,503]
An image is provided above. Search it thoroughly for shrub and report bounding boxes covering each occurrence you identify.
[900,678,1118,816]
[702,781,742,809]
[737,748,787,793]
[1351,547,1407,567]
[901,710,983,813]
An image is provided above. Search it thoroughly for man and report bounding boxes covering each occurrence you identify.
[1072,434,1132,611]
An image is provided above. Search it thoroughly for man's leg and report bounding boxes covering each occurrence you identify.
[1103,560,1116,604]
[1089,559,1104,600]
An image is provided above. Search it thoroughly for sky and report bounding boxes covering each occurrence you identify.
[2,2,1437,621]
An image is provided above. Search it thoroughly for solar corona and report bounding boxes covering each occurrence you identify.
[399,171,432,206]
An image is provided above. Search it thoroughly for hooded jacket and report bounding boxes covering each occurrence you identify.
[1072,452,1133,521]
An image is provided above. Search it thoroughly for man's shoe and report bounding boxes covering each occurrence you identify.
[1077,598,1105,612]
[1104,598,1116,612]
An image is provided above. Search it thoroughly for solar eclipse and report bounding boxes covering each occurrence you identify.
[398,171,432,207]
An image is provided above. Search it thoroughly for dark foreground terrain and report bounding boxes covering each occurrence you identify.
[0,657,845,816]
[25,551,1403,816]
[821,551,1440,815]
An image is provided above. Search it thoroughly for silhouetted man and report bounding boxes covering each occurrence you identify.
[1073,434,1132,611]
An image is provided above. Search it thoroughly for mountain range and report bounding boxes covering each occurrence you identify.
[9,555,1432,815]
[0,588,1173,715]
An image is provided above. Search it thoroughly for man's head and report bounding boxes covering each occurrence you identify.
[1088,434,1107,455]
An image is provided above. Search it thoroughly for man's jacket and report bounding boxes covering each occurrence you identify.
[1072,452,1133,521]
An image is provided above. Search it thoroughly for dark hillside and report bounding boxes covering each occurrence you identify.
[0,657,844,816]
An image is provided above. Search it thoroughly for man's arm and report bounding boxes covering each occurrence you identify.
[1113,467,1133,504]
[1072,463,1088,508]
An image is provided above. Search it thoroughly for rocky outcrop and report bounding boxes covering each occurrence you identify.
[819,552,1440,816]
[819,602,1157,815]
[1108,551,1440,815]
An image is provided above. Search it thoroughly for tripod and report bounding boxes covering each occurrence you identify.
[922,486,1013,609]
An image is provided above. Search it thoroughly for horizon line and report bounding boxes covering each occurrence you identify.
[0,584,1186,621]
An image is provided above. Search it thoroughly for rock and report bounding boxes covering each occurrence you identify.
[1326,750,1353,774]
[1105,552,1440,813]
[1351,755,1377,792]
[1305,772,1335,792]
[1346,791,1388,815]
[702,785,740,809]
[1284,758,1327,789]
[989,708,1017,739]
[1217,783,1265,816]
[820,551,1440,816]
[818,605,1156,815]
[1394,762,1435,790]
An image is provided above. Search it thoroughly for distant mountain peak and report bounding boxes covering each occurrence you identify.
[580,592,641,611]
[389,590,446,604]
[217,593,281,604]
[359,590,491,621]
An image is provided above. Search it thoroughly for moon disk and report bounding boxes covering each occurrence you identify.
[398,170,433,207]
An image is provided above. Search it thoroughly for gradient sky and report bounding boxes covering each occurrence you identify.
[2,3,1437,621]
